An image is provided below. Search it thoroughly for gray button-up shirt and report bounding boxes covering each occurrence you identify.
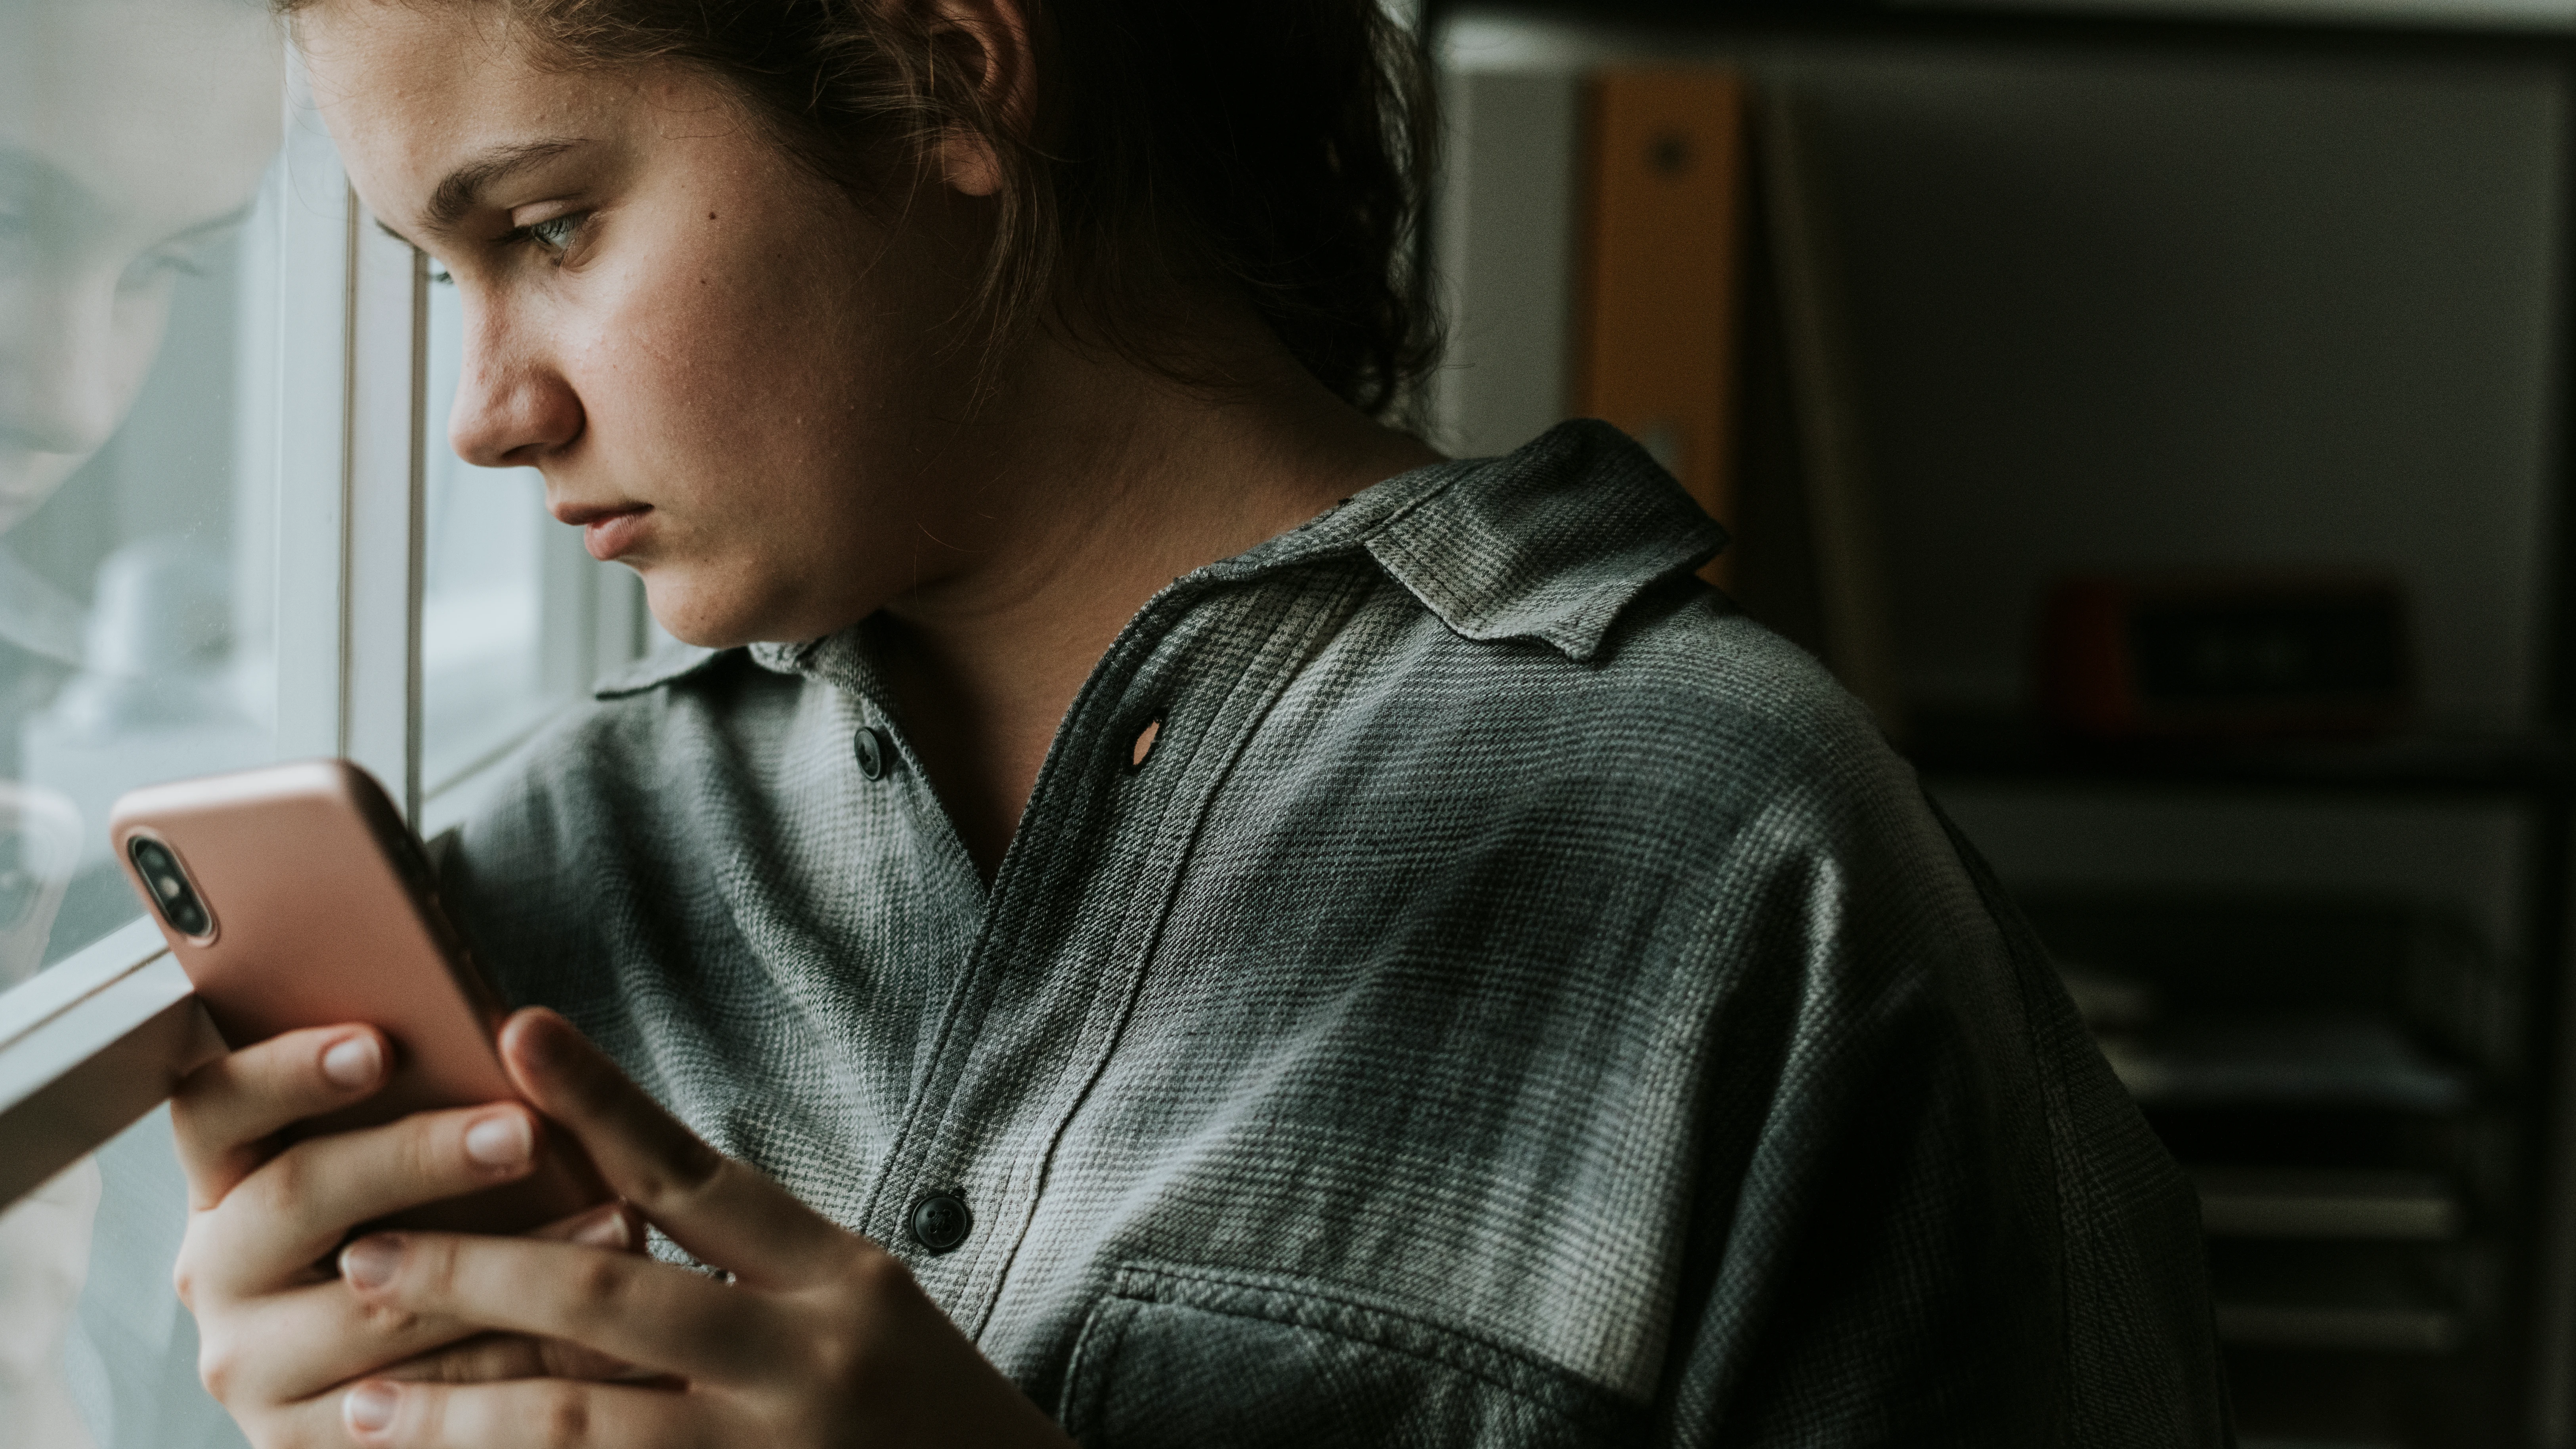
[443,421,2228,1446]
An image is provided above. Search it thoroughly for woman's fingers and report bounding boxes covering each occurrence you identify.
[168,1025,388,1210]
[365,1206,654,1386]
[194,1278,492,1407]
[373,1330,645,1387]
[199,1204,646,1403]
[183,1101,543,1300]
[338,1229,770,1382]
[526,1200,647,1254]
[497,1009,854,1289]
[339,1377,711,1449]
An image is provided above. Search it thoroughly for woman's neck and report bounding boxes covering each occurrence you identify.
[871,317,1440,883]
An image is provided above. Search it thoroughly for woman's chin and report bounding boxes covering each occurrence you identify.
[638,556,883,652]
[0,455,80,538]
[638,573,770,652]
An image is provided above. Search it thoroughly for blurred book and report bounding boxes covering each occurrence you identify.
[2037,572,2411,740]
[2211,1244,2460,1354]
[1574,67,1749,587]
[2193,1167,2460,1241]
[2098,1014,2468,1112]
[1746,86,1902,739]
[2216,1302,2458,1354]
[1430,69,1580,462]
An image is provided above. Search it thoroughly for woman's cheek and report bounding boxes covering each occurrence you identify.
[105,273,178,410]
[0,265,166,496]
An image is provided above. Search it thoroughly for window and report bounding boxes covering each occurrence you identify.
[0,19,644,1445]
[419,283,648,820]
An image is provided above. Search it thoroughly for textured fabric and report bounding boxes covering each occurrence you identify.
[443,420,2230,1446]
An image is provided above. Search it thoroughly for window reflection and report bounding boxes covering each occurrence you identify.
[1,0,287,980]
[0,1157,98,1446]
[2,2,288,1445]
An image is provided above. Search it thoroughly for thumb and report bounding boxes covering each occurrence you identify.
[494,1008,860,1288]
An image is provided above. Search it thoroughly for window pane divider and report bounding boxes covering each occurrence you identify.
[0,918,215,1207]
[0,919,171,1059]
[339,194,432,822]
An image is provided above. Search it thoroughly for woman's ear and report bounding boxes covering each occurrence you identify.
[931,0,1036,199]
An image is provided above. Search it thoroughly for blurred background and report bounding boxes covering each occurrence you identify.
[1426,0,2576,1443]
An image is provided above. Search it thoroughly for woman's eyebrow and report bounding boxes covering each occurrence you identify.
[417,138,589,236]
[163,203,256,246]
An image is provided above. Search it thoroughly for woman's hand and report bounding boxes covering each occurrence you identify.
[329,1007,1073,1448]
[170,1022,644,1445]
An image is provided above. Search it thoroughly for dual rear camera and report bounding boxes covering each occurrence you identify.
[129,836,212,939]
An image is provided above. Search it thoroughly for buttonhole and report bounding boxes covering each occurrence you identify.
[1128,715,1164,772]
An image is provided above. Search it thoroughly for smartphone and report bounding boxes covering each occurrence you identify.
[110,759,607,1234]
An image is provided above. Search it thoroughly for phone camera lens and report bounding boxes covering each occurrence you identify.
[129,838,211,938]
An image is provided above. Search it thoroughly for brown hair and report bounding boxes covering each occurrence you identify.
[284,0,1440,419]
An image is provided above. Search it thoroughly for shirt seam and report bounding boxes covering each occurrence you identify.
[961,566,1377,1340]
[851,570,1334,1273]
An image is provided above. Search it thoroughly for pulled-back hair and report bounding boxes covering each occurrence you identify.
[280,0,1440,419]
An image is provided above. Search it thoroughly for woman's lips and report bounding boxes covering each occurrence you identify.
[558,503,653,562]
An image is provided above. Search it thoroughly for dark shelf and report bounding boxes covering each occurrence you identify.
[1437,0,2576,58]
[1905,712,2576,794]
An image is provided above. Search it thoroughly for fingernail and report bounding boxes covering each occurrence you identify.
[464,1111,533,1170]
[321,1034,382,1090]
[344,1380,397,1435]
[341,1235,401,1289]
[569,1207,630,1250]
[511,1011,568,1072]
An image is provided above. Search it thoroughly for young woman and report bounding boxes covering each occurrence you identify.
[169,1,2229,1444]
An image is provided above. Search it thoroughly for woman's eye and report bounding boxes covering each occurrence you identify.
[425,257,454,286]
[122,249,208,289]
[519,212,586,256]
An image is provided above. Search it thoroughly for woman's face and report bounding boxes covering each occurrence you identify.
[304,5,997,649]
[0,0,283,534]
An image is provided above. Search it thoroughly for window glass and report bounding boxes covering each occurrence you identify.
[3,3,289,979]
[2,3,298,1445]
[422,285,549,791]
[420,281,641,800]
[0,1157,101,1446]
[5,1112,227,1449]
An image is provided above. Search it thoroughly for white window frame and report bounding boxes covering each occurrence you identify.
[0,131,641,1211]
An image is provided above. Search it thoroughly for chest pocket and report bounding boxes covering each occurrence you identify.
[1057,1264,1645,1448]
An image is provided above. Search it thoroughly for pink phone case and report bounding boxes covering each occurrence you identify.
[111,759,606,1234]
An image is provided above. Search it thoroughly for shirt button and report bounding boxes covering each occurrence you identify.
[909,1192,972,1255]
[853,726,889,781]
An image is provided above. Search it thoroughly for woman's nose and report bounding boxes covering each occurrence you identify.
[0,270,162,458]
[447,308,583,468]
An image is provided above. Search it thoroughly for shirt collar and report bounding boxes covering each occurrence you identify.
[598,419,1726,698]
[1210,419,1728,663]
[594,642,728,698]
